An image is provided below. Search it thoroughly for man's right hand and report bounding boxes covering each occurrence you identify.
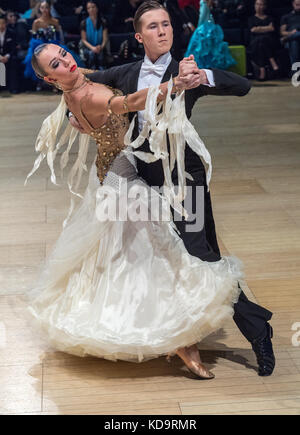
[69,114,86,133]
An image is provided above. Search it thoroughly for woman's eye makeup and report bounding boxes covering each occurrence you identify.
[52,50,67,68]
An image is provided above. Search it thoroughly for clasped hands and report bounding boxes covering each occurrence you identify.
[175,55,208,91]
[0,54,9,64]
[92,45,103,54]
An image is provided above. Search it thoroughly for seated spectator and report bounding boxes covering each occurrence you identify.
[0,14,19,93]
[79,0,109,69]
[248,0,279,80]
[6,10,30,61]
[32,0,64,42]
[113,0,142,33]
[280,0,300,69]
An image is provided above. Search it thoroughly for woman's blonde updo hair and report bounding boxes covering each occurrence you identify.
[31,43,49,79]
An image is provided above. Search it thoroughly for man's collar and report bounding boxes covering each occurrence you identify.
[143,51,172,66]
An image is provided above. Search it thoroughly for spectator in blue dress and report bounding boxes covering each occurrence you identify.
[79,0,109,69]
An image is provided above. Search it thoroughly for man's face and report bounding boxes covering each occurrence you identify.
[6,12,17,25]
[135,9,173,61]
[294,0,300,12]
[255,0,265,12]
[0,18,6,33]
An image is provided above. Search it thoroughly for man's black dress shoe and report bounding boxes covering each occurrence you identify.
[251,323,275,376]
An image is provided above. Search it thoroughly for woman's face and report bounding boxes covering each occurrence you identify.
[40,1,51,16]
[255,0,266,13]
[87,2,98,17]
[38,44,79,84]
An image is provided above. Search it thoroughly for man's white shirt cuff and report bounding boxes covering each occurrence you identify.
[203,69,215,87]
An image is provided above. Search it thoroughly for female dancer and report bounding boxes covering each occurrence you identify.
[185,0,236,69]
[24,43,243,379]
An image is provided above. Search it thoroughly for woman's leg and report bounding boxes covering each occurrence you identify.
[262,36,279,71]
[269,57,279,71]
[250,39,266,79]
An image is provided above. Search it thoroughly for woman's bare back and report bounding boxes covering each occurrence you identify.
[64,81,114,134]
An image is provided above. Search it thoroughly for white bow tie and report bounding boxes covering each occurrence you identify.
[141,62,166,77]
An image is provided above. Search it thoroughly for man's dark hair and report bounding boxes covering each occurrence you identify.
[133,1,169,32]
[0,14,7,22]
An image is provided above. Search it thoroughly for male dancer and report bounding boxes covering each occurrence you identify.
[67,1,275,376]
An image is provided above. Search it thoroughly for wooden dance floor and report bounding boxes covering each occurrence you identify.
[1,79,300,415]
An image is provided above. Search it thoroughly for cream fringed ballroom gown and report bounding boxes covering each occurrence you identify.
[24,80,243,363]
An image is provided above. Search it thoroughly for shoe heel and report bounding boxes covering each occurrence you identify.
[269,325,273,339]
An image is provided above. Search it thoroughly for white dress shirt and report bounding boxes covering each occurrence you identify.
[0,30,6,48]
[137,51,215,132]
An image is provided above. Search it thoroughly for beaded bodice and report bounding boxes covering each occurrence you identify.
[79,87,130,184]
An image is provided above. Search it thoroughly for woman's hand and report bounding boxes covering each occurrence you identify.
[179,55,199,77]
[92,45,101,54]
[175,73,204,91]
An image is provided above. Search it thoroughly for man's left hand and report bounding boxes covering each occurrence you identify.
[179,55,209,87]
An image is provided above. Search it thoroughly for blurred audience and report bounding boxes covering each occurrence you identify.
[0,0,297,94]
[248,0,279,80]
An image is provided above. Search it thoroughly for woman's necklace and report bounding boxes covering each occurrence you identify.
[63,75,90,94]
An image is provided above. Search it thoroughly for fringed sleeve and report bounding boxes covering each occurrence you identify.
[24,95,91,228]
[124,79,212,219]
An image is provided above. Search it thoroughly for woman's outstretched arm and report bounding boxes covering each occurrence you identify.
[81,71,201,120]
